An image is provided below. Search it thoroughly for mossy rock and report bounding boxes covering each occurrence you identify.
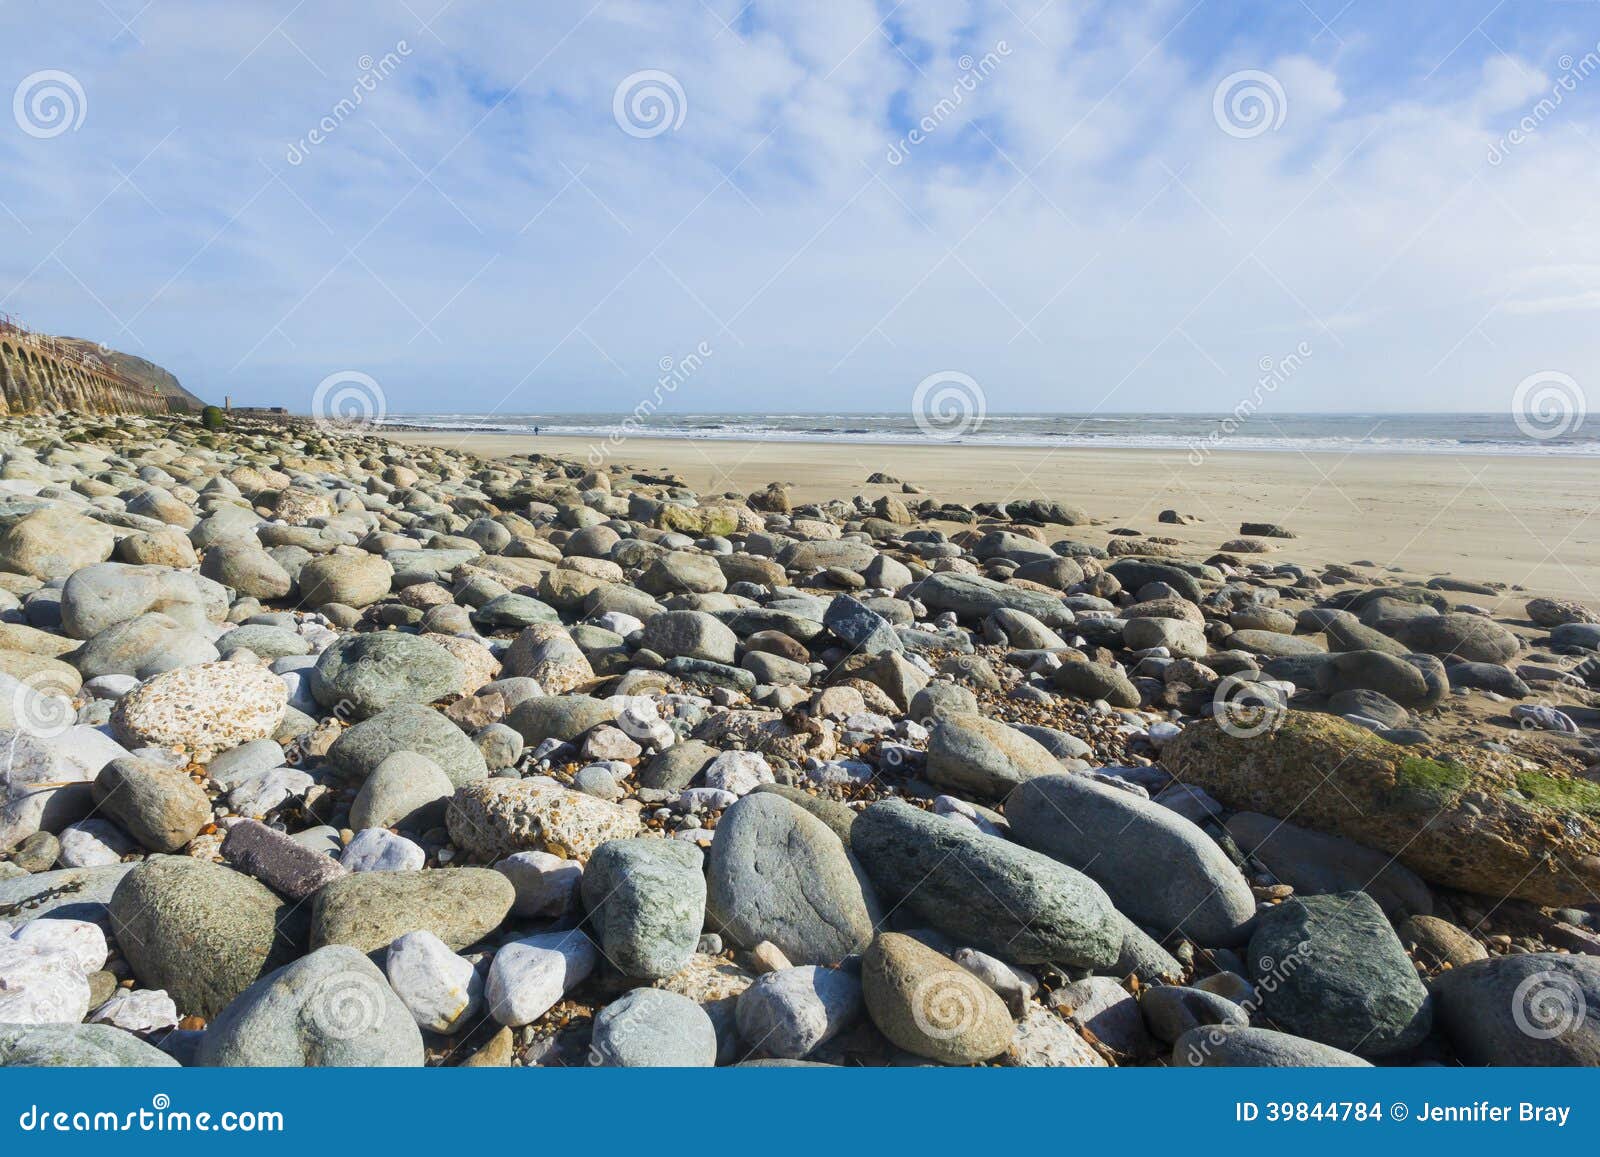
[657,504,741,537]
[1163,712,1600,906]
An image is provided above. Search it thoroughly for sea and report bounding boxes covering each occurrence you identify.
[385,412,1597,456]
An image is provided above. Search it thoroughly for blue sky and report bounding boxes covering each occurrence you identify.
[1,0,1598,418]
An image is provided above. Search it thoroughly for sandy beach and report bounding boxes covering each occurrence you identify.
[383,431,1600,605]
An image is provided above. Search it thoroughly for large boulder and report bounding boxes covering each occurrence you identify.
[706,793,877,965]
[91,756,211,853]
[296,552,395,608]
[108,856,302,1018]
[860,933,1013,1065]
[327,704,488,787]
[111,661,287,757]
[1394,612,1520,664]
[0,507,115,580]
[917,573,1073,628]
[310,633,462,720]
[0,1023,179,1067]
[1163,714,1600,907]
[1431,953,1600,1065]
[1247,892,1431,1058]
[195,945,423,1066]
[853,800,1122,967]
[309,868,514,954]
[924,714,1059,801]
[61,563,218,639]
[582,838,706,979]
[1008,774,1255,946]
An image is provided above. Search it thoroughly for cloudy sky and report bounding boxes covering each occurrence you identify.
[1,1,1597,418]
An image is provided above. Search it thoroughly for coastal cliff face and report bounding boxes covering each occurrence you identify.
[0,330,195,415]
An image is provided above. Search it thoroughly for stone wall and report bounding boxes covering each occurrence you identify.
[0,337,173,415]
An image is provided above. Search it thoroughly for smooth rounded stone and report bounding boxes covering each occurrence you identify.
[0,934,92,1024]
[190,503,264,548]
[1397,914,1486,970]
[87,986,180,1033]
[1124,615,1207,658]
[1008,774,1256,947]
[447,777,643,860]
[485,929,598,1026]
[73,612,220,680]
[350,751,456,831]
[309,867,514,953]
[111,661,288,756]
[1327,687,1408,728]
[196,944,423,1067]
[500,627,595,694]
[0,507,115,580]
[924,713,1059,800]
[0,864,135,929]
[706,793,878,965]
[590,987,718,1067]
[703,749,774,796]
[735,965,863,1059]
[1226,629,1326,659]
[199,541,292,599]
[853,800,1122,967]
[57,818,135,867]
[639,550,728,597]
[748,784,856,847]
[0,1023,180,1067]
[339,828,426,873]
[495,850,582,918]
[60,563,216,639]
[328,704,488,788]
[1315,649,1430,709]
[1225,812,1433,919]
[108,856,301,1018]
[1527,596,1598,628]
[118,527,199,568]
[506,694,616,746]
[297,552,395,608]
[1248,891,1431,1058]
[1140,985,1250,1044]
[1552,621,1600,649]
[1171,1023,1372,1067]
[582,838,706,979]
[778,539,877,573]
[1052,659,1140,708]
[227,766,314,817]
[385,929,481,1033]
[1395,612,1519,664]
[1447,661,1531,697]
[11,830,58,873]
[473,722,525,771]
[742,650,811,686]
[1431,953,1600,1065]
[861,933,1013,1065]
[91,755,210,852]
[310,633,462,720]
[639,610,738,664]
[917,572,1074,627]
[219,624,310,660]
[571,765,622,800]
[908,681,979,721]
[1052,975,1156,1057]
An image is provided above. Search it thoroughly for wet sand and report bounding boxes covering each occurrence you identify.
[381,429,1600,607]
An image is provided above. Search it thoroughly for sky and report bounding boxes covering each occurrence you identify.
[1,0,1598,420]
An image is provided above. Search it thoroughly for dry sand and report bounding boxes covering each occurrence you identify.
[382,429,1600,607]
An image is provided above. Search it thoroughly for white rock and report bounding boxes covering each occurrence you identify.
[11,918,108,973]
[82,675,141,701]
[493,851,581,918]
[0,938,91,1025]
[87,988,179,1032]
[485,930,597,1026]
[227,768,313,817]
[702,750,773,796]
[340,828,425,873]
[805,760,873,787]
[57,818,135,867]
[592,612,643,636]
[386,929,481,1033]
[677,787,738,811]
